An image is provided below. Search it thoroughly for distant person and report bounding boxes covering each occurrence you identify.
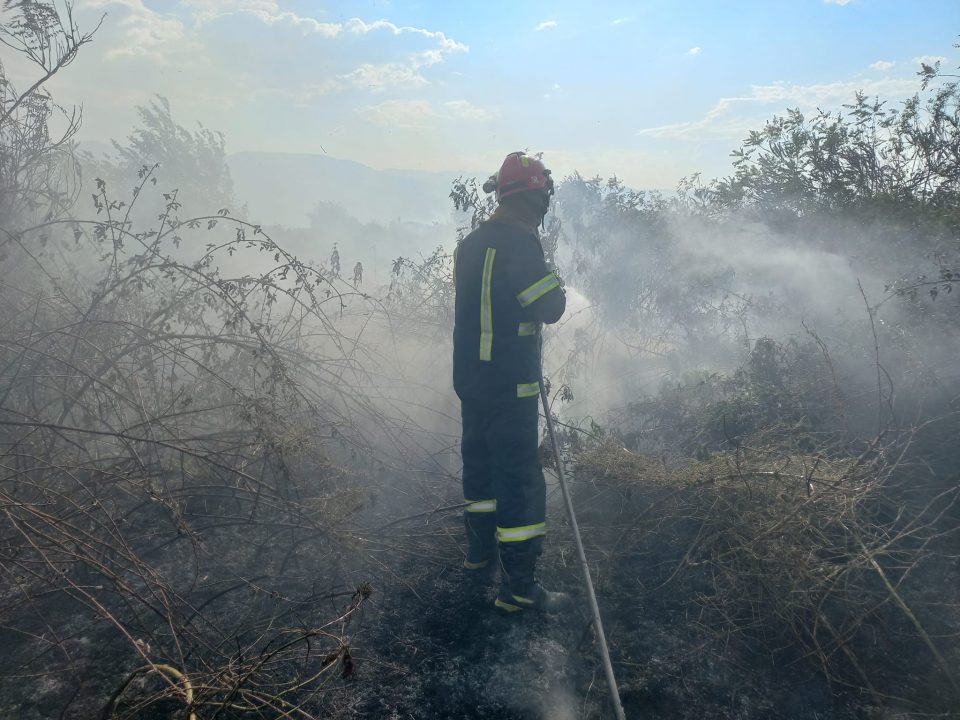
[453,151,569,613]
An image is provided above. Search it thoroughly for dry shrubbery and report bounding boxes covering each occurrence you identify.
[0,169,393,716]
[572,413,960,711]
[558,325,960,715]
[4,4,960,718]
[0,7,460,713]
[1,95,457,717]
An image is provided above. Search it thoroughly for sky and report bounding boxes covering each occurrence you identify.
[8,0,960,190]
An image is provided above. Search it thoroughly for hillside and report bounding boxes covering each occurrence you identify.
[228,150,473,227]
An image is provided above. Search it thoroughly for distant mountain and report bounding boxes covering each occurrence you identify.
[228,151,476,227]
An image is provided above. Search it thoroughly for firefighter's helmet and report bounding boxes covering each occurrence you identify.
[483,152,554,202]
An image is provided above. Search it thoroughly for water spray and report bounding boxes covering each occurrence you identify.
[539,378,626,720]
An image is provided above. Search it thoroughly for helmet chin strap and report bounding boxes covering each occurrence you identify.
[536,192,551,231]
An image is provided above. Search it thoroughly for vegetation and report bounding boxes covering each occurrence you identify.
[0,5,453,718]
[1,2,958,718]
[450,46,960,717]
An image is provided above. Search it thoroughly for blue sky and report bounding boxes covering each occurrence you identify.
[21,0,960,189]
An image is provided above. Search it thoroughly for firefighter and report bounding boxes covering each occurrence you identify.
[453,151,570,613]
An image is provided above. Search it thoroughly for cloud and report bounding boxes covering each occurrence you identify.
[83,0,191,60]
[183,4,471,56]
[356,99,439,129]
[612,18,630,25]
[687,46,701,56]
[534,20,558,31]
[319,18,468,92]
[345,18,468,54]
[180,0,333,34]
[163,5,468,96]
[356,99,497,128]
[637,76,921,140]
[292,62,435,98]
[442,100,498,122]
[243,11,341,35]
[637,98,752,140]
[870,60,895,71]
[748,77,918,105]
[823,0,855,5]
[183,0,340,34]
[332,33,467,93]
[338,63,431,92]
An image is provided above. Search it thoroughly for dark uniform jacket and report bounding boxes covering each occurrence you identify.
[453,219,566,401]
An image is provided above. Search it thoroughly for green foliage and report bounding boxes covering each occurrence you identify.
[449,175,495,237]
[707,82,960,301]
[88,95,237,217]
[712,90,960,214]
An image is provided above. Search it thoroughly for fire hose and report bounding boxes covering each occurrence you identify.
[539,378,626,720]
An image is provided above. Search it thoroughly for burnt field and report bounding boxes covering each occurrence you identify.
[2,3,960,717]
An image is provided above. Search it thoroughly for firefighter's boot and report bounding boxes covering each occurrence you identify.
[463,509,497,575]
[495,582,572,613]
[494,538,571,613]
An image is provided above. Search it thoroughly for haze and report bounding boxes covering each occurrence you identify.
[9,0,958,192]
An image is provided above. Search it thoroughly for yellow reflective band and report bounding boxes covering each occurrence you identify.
[497,522,546,542]
[518,321,538,336]
[465,498,496,513]
[517,382,539,398]
[512,594,536,605]
[495,598,523,612]
[520,155,530,167]
[479,247,496,361]
[516,272,560,308]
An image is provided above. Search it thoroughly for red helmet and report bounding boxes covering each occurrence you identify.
[484,151,554,202]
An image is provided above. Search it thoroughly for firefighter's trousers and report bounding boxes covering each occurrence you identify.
[460,394,546,592]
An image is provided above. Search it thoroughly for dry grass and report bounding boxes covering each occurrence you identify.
[573,431,960,710]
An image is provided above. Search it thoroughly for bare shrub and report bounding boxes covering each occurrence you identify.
[572,414,960,710]
[0,161,448,717]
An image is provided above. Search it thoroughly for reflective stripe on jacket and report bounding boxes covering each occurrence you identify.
[453,220,565,401]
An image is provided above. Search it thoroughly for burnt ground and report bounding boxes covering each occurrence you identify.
[3,467,955,719]
[344,541,864,720]
[337,476,887,720]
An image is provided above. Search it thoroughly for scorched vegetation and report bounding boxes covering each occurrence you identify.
[1,2,958,718]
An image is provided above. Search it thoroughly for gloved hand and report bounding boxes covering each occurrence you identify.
[545,262,565,289]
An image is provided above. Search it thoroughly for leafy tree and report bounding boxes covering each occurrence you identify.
[82,95,237,221]
[707,81,960,303]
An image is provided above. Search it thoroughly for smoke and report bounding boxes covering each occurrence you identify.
[543,187,960,432]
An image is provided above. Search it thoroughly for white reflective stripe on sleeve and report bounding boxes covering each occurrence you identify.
[479,247,496,361]
[465,499,496,513]
[516,272,560,308]
[518,321,538,336]
[496,523,546,542]
[517,382,539,398]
